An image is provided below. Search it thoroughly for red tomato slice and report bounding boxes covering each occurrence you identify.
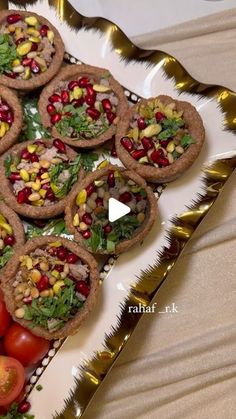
[0,291,11,337]
[4,323,50,367]
[0,355,25,406]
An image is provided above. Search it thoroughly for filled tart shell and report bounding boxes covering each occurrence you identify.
[0,85,23,155]
[116,95,205,183]
[0,138,84,219]
[38,64,129,148]
[0,236,99,340]
[0,10,64,91]
[65,164,158,254]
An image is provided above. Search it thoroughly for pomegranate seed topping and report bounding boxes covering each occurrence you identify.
[9,172,21,182]
[85,84,95,97]
[41,182,50,190]
[39,167,47,176]
[49,94,62,104]
[61,90,69,104]
[111,143,117,157]
[0,110,8,122]
[21,148,31,160]
[22,57,32,67]
[102,99,112,112]
[84,95,95,106]
[66,253,79,264]
[120,137,134,152]
[53,138,66,153]
[37,275,49,291]
[86,107,100,120]
[15,37,25,46]
[150,149,164,163]
[23,296,33,305]
[30,60,40,74]
[47,104,56,115]
[72,97,84,107]
[131,149,146,160]
[46,188,55,201]
[135,193,142,202]
[40,24,49,37]
[0,103,9,112]
[78,77,89,88]
[119,192,132,203]
[157,157,170,167]
[155,111,165,122]
[82,230,91,239]
[103,224,112,234]
[106,111,116,125]
[82,213,92,225]
[68,80,79,91]
[30,153,39,163]
[137,117,146,130]
[160,139,170,148]
[51,113,61,124]
[5,72,16,79]
[107,171,115,187]
[75,280,90,297]
[86,183,96,197]
[95,197,103,207]
[48,246,58,256]
[57,246,68,261]
[141,137,154,150]
[30,42,38,52]
[54,264,64,272]
[17,187,31,204]
[4,235,15,246]
[7,13,22,24]
[18,401,31,414]
[6,112,13,124]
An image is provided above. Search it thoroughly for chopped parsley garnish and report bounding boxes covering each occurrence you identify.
[49,155,82,198]
[4,155,12,177]
[26,218,68,239]
[80,152,99,172]
[157,118,184,140]
[0,34,18,74]
[23,279,83,331]
[0,245,14,268]
[19,97,50,142]
[55,104,109,139]
[86,215,141,252]
[180,134,196,147]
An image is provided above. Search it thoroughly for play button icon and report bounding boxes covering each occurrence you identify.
[108,197,131,222]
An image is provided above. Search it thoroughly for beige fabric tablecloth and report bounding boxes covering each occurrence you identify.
[83,9,236,419]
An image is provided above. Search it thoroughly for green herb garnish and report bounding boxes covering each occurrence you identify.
[0,245,14,268]
[55,105,109,139]
[86,224,105,252]
[26,218,67,239]
[180,134,196,148]
[80,152,99,172]
[4,155,12,177]
[19,97,50,142]
[23,279,83,330]
[0,403,34,419]
[162,117,185,131]
[0,34,18,74]
[49,155,82,198]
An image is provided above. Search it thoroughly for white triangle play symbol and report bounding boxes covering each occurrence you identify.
[108,197,131,222]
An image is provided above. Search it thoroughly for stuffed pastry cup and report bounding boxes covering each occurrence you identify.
[38,64,128,148]
[116,95,205,183]
[65,164,157,254]
[0,138,84,219]
[0,10,64,90]
[0,85,23,155]
[0,202,25,271]
[0,236,99,340]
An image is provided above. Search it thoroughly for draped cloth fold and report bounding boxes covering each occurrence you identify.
[83,9,236,419]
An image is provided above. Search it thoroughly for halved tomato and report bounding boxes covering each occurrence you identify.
[0,355,25,406]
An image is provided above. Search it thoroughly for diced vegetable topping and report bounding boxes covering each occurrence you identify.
[0,97,14,140]
[0,212,15,268]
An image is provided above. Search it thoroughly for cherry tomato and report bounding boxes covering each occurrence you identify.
[4,323,50,367]
[0,355,25,406]
[0,291,11,337]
